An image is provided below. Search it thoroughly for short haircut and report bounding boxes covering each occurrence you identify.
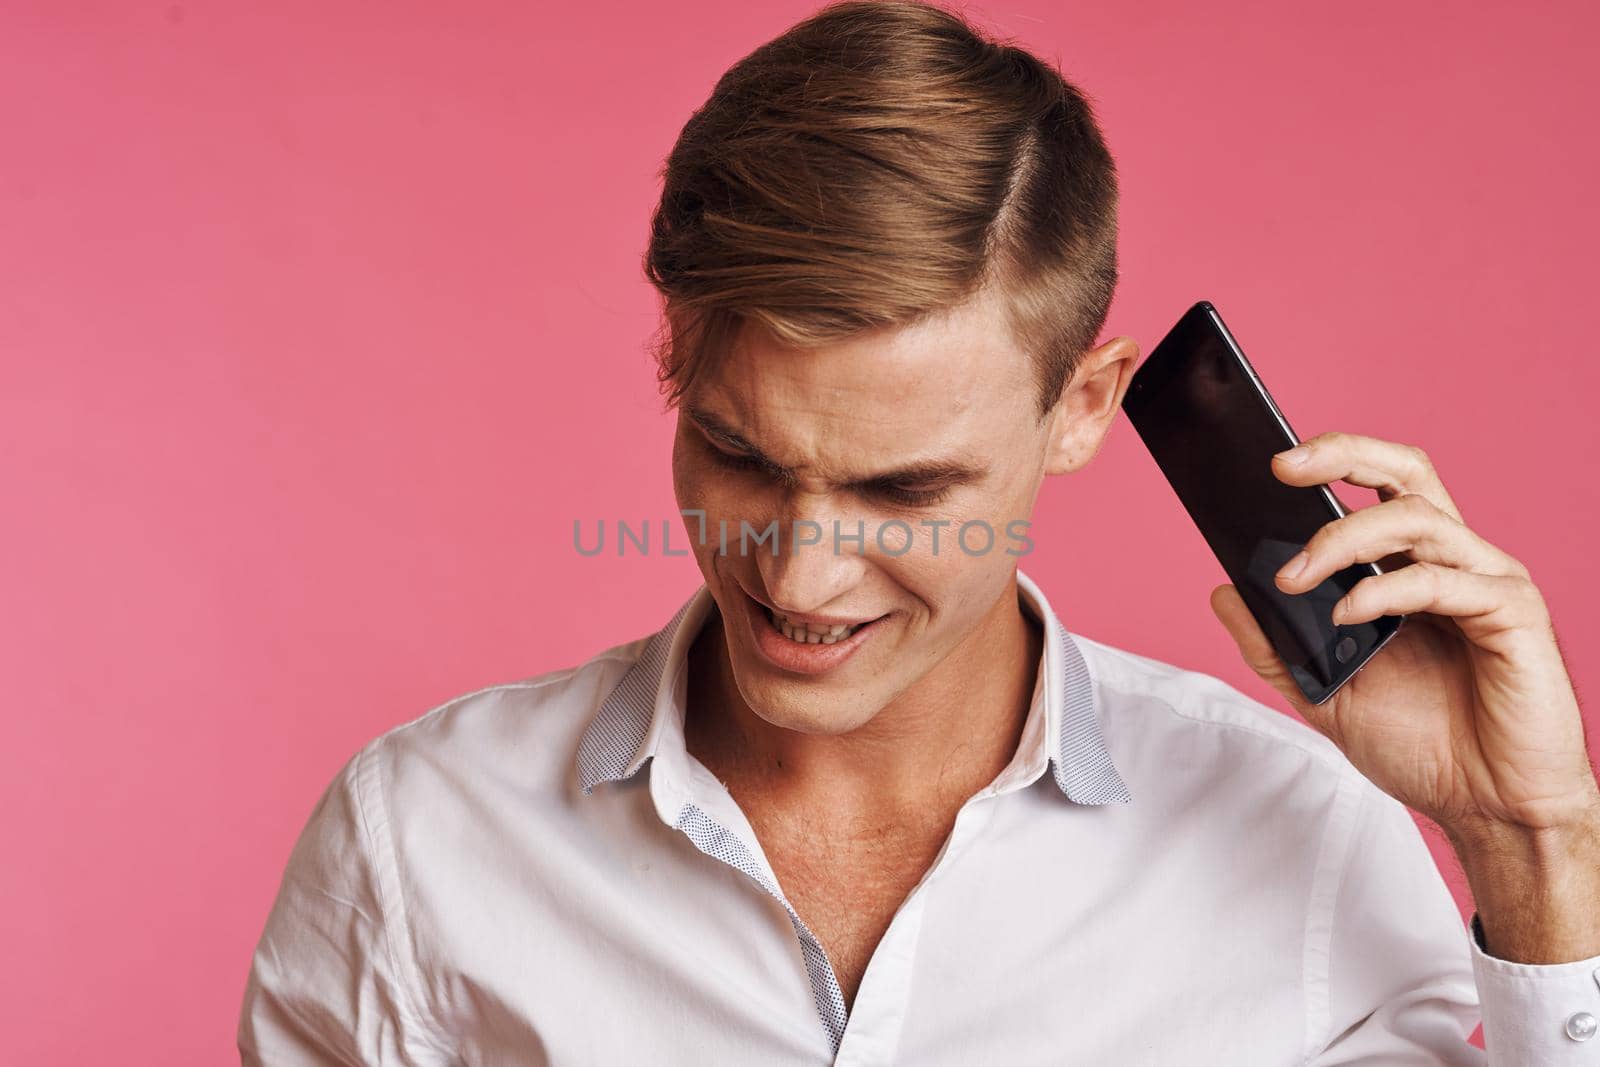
[643,0,1120,420]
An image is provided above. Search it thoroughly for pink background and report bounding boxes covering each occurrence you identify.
[3,1,1595,1060]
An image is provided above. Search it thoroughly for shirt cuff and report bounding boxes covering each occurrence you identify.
[1468,911,1600,1061]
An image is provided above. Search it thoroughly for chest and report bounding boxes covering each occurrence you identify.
[750,807,958,1007]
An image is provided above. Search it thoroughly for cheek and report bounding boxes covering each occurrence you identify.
[911,552,1015,639]
[671,451,754,568]
[670,451,691,507]
[674,462,748,523]
[886,495,1030,619]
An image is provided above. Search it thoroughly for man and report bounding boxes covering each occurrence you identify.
[238,1,1600,1063]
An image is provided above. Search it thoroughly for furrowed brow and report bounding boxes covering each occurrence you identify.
[684,405,987,490]
[686,406,767,458]
[845,459,987,492]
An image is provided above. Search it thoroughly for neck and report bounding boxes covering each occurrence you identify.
[684,578,1043,819]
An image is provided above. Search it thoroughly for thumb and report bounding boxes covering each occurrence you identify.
[1208,583,1335,738]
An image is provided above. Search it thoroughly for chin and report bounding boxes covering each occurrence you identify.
[734,674,877,736]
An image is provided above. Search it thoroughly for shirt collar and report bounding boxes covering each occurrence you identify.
[575,568,1131,806]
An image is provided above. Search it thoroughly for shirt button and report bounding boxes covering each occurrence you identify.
[1565,1011,1597,1042]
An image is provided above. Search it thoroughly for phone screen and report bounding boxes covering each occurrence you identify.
[1121,301,1403,705]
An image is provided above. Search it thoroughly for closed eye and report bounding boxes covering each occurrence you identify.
[865,483,953,508]
[704,443,789,482]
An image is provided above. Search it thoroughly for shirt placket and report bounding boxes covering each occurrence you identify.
[675,801,851,1052]
[661,752,1030,1065]
[829,779,1019,1065]
[824,635,1053,1061]
[650,755,851,1056]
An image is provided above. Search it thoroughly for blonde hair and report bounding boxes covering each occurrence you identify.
[643,0,1119,420]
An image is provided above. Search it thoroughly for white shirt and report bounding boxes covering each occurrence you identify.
[238,569,1600,1065]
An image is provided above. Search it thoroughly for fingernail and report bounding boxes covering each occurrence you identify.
[1276,446,1310,466]
[1280,551,1308,579]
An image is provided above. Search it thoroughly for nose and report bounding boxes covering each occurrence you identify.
[754,488,872,618]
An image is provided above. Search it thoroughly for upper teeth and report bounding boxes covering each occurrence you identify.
[768,609,865,645]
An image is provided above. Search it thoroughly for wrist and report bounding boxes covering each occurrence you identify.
[1445,798,1600,865]
[1446,800,1600,964]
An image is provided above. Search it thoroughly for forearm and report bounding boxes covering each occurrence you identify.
[1447,803,1600,964]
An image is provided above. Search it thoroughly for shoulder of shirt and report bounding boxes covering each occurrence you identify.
[351,630,654,768]
[1069,629,1366,785]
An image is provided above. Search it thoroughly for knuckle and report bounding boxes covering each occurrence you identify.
[1399,490,1433,514]
[1417,560,1446,598]
[1496,577,1545,625]
[1512,574,1545,606]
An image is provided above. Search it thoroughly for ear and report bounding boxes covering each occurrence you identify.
[1043,335,1141,476]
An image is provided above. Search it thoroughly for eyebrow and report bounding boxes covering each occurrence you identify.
[684,405,989,491]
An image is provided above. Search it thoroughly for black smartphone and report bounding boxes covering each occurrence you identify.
[1121,300,1404,705]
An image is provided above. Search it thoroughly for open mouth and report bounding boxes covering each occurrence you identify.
[761,604,887,645]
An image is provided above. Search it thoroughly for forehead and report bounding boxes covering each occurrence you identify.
[701,290,1036,441]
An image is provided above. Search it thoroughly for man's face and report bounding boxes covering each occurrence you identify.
[671,285,1134,736]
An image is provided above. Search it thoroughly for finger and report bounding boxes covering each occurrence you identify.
[1273,430,1463,522]
[1209,583,1337,739]
[1275,492,1529,595]
[1332,563,1547,645]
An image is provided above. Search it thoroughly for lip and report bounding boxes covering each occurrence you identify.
[739,585,888,676]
